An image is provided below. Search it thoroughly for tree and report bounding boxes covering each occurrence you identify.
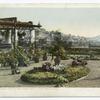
[48,31,67,59]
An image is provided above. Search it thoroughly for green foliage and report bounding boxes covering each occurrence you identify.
[21,65,89,86]
[48,45,68,60]
[0,52,8,67]
[0,51,18,67]
[35,49,42,57]
[14,46,29,65]
[0,46,30,67]
[47,31,69,60]
[43,52,47,61]
[21,71,67,85]
[33,49,47,63]
[64,66,90,82]
[58,47,68,60]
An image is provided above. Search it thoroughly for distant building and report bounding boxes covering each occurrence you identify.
[35,28,53,48]
[62,34,89,48]
[89,41,100,49]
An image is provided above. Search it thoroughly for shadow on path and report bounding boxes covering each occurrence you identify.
[15,78,35,86]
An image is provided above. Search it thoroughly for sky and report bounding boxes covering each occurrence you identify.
[0,7,100,37]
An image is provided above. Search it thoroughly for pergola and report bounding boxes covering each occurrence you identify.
[0,17,42,49]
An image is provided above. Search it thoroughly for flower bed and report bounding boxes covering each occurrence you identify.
[21,71,67,85]
[21,64,90,86]
[64,66,90,82]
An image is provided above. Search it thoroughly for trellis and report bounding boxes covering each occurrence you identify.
[0,17,41,50]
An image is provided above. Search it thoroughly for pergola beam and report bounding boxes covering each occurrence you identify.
[0,21,41,29]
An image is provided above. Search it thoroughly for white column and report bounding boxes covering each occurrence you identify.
[15,30,18,42]
[8,30,12,44]
[15,30,18,46]
[31,30,35,43]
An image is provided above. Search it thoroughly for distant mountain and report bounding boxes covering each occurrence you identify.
[88,35,100,42]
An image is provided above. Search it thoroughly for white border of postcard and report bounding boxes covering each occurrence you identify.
[0,2,100,97]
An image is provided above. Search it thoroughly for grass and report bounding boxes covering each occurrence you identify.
[64,66,90,82]
[21,66,90,86]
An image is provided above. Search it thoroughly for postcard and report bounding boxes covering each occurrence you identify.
[0,3,100,97]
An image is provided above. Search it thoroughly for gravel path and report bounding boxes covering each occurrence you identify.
[66,60,100,87]
[0,60,71,87]
[0,60,100,87]
[0,61,47,87]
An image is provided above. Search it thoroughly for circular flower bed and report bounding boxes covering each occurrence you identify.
[21,71,68,85]
[21,63,90,86]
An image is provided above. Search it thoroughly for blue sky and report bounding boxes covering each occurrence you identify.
[0,7,100,37]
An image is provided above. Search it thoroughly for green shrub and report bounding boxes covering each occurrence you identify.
[21,71,68,85]
[64,66,90,81]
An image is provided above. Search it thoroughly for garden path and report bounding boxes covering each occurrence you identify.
[0,60,100,87]
[0,60,71,87]
[66,60,100,87]
[0,61,46,87]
